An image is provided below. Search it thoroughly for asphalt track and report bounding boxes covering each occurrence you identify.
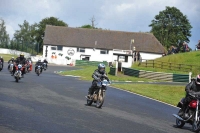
[0,63,193,133]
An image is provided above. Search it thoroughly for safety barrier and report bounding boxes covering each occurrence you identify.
[122,67,191,83]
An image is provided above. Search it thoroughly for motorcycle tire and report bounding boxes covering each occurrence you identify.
[96,91,105,108]
[87,98,93,106]
[192,117,200,132]
[15,77,19,82]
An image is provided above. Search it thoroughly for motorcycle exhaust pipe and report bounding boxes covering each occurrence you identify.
[172,114,192,122]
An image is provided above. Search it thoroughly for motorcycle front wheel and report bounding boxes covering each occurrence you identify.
[192,116,200,132]
[96,91,105,108]
[37,70,40,76]
[87,99,93,106]
[15,77,19,82]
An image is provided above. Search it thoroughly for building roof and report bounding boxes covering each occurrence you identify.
[43,25,165,54]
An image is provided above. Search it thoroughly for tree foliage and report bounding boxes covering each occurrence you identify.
[13,20,37,53]
[79,24,99,29]
[0,18,10,48]
[149,6,192,48]
[36,17,68,53]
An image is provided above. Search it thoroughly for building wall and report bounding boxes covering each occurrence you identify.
[43,45,162,67]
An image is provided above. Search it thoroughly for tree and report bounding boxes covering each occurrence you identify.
[80,24,99,29]
[0,18,10,48]
[36,17,68,53]
[149,6,192,48]
[13,20,37,53]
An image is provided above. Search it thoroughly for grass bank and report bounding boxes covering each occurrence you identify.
[60,66,186,106]
[0,54,18,61]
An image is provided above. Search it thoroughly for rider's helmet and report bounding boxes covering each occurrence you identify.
[38,59,41,62]
[196,74,200,85]
[11,57,14,60]
[98,63,105,74]
[20,53,24,59]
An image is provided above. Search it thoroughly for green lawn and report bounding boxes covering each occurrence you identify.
[59,65,186,106]
[0,54,18,61]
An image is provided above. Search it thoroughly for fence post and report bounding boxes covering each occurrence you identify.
[189,72,192,82]
[153,60,154,68]
[145,60,147,67]
[115,61,118,76]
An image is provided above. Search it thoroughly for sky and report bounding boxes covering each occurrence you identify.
[0,0,200,50]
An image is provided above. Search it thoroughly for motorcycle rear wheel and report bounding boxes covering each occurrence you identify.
[176,110,185,128]
[96,91,105,108]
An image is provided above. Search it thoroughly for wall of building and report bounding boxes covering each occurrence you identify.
[43,45,163,67]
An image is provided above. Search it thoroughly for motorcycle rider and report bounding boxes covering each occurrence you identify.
[178,74,200,117]
[8,57,15,69]
[35,59,43,73]
[0,56,4,69]
[11,53,26,77]
[87,63,110,99]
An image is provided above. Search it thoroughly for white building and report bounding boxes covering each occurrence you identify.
[42,25,165,67]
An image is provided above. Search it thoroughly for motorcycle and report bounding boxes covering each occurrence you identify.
[36,65,42,76]
[43,62,47,70]
[0,60,2,71]
[25,62,31,73]
[14,64,23,82]
[173,93,200,132]
[85,78,111,108]
[9,62,14,73]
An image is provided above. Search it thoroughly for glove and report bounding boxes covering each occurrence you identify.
[97,78,101,82]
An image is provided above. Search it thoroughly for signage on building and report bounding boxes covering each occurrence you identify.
[67,49,75,56]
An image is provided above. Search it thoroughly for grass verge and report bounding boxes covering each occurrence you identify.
[0,54,18,61]
[60,66,186,106]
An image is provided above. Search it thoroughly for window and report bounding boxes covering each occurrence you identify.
[100,50,108,54]
[125,56,128,62]
[77,48,85,53]
[57,46,63,51]
[51,46,63,51]
[51,46,56,50]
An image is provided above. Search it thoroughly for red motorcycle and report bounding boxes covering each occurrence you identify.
[173,93,200,132]
[25,60,32,73]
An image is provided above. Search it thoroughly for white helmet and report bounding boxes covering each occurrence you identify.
[196,74,200,85]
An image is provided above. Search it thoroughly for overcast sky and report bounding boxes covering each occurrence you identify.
[0,0,199,50]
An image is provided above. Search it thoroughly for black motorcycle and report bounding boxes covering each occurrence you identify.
[36,65,42,76]
[173,93,200,132]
